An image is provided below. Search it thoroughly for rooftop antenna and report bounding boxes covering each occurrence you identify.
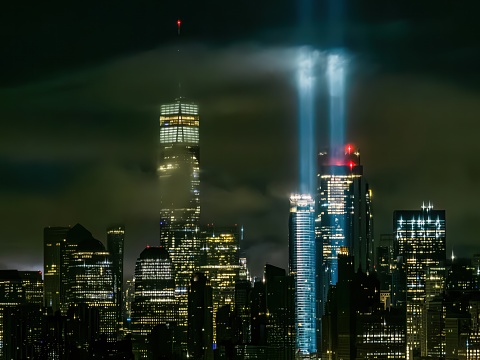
[176,19,182,99]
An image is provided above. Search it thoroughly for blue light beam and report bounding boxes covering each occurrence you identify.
[298,48,318,195]
[327,52,347,156]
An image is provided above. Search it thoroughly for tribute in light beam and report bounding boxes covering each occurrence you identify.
[327,51,347,156]
[297,48,318,196]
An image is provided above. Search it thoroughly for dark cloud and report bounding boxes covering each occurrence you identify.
[1,0,480,277]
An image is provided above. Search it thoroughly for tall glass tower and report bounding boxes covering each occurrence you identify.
[131,247,177,359]
[394,204,446,359]
[316,145,373,285]
[289,194,316,355]
[158,98,201,287]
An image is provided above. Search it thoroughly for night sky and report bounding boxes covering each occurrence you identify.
[1,1,480,278]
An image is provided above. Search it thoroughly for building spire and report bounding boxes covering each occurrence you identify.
[176,19,183,99]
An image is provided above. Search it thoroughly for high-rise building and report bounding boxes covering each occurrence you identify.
[316,144,373,286]
[200,225,240,344]
[264,264,295,360]
[61,224,91,312]
[43,226,70,311]
[19,271,44,306]
[315,145,373,352]
[158,98,201,288]
[131,246,178,359]
[188,272,213,360]
[158,98,201,351]
[107,225,125,336]
[69,235,116,340]
[289,194,316,355]
[0,270,25,358]
[394,204,446,359]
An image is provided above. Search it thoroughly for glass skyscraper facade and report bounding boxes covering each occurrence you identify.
[158,97,201,351]
[158,98,201,288]
[69,237,116,340]
[200,225,240,344]
[394,204,446,359]
[131,246,177,358]
[316,145,373,286]
[289,194,316,355]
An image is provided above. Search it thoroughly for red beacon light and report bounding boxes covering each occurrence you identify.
[349,161,354,170]
[346,144,353,154]
[177,19,181,27]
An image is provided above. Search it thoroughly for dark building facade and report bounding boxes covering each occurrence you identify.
[188,272,213,360]
[107,224,125,336]
[43,226,70,311]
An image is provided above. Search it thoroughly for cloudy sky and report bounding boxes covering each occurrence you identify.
[1,1,479,277]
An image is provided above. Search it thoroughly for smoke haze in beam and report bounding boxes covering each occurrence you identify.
[297,47,319,195]
[328,51,348,157]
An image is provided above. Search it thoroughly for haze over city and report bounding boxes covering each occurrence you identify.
[1,0,480,278]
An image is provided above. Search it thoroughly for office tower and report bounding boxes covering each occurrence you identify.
[234,279,253,344]
[0,270,26,358]
[394,204,446,359]
[473,254,480,290]
[421,294,445,357]
[201,225,240,344]
[239,257,252,282]
[316,145,373,287]
[131,247,177,359]
[69,235,116,340]
[289,194,316,355]
[356,307,407,359]
[61,224,91,311]
[124,279,134,325]
[264,264,295,360]
[3,304,44,359]
[250,279,267,346]
[43,226,70,311]
[158,98,200,352]
[188,272,213,360]
[315,145,373,352]
[158,98,201,288]
[107,225,125,336]
[19,271,43,306]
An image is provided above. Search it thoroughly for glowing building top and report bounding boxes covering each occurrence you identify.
[160,99,199,144]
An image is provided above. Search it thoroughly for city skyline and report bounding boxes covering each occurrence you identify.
[1,1,480,279]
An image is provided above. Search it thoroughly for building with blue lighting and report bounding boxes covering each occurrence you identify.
[289,194,316,355]
[315,145,373,351]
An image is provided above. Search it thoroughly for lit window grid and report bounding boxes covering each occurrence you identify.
[290,195,316,355]
[201,231,239,343]
[395,209,446,357]
[318,174,359,286]
[160,126,199,144]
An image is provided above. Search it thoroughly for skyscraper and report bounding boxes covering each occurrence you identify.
[43,226,70,311]
[188,272,213,360]
[315,145,373,349]
[158,98,201,350]
[200,225,240,344]
[69,235,116,340]
[131,246,178,358]
[289,194,316,355]
[158,98,201,288]
[107,225,125,336]
[394,204,446,359]
[316,144,373,285]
